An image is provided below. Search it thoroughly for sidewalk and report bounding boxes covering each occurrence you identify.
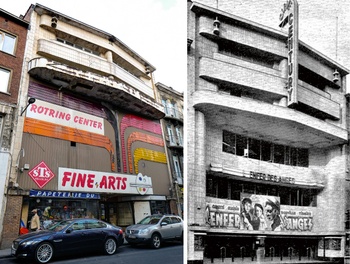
[0,247,11,259]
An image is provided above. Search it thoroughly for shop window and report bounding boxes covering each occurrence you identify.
[243,182,255,194]
[217,178,228,199]
[279,186,290,205]
[0,31,16,55]
[206,176,217,197]
[0,68,11,93]
[116,202,133,226]
[230,181,241,200]
[290,189,298,206]
[151,200,170,215]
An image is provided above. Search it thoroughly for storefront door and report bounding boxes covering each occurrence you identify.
[134,201,151,223]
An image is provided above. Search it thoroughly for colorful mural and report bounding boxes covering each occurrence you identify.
[120,114,164,173]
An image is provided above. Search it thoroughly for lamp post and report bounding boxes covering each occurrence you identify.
[20,98,36,116]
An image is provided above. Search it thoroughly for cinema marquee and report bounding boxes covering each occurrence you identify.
[279,0,299,107]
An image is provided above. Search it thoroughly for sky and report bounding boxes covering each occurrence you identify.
[1,0,187,93]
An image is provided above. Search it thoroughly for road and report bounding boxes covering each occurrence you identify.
[3,242,183,264]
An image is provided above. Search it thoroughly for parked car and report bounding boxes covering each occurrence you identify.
[125,214,183,249]
[11,218,124,263]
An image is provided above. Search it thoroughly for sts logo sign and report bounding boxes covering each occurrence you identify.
[28,161,55,188]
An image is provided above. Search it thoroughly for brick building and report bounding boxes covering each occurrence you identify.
[0,3,174,248]
[187,1,350,263]
[0,8,29,249]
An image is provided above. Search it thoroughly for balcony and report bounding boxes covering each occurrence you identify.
[199,54,341,120]
[36,39,155,98]
[28,57,164,119]
[166,134,183,148]
[163,107,183,122]
[192,90,347,149]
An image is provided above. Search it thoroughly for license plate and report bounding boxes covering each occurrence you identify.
[129,235,136,239]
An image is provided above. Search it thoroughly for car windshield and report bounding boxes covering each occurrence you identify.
[48,220,73,232]
[138,215,161,225]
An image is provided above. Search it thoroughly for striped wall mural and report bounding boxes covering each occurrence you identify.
[120,114,165,173]
[127,132,164,173]
[24,118,116,171]
[133,148,167,174]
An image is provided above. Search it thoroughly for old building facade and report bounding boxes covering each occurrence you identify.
[0,8,29,249]
[0,4,174,248]
[187,1,350,263]
[156,82,184,217]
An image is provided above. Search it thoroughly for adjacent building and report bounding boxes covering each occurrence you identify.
[156,82,184,217]
[0,3,174,248]
[187,1,350,263]
[0,8,29,249]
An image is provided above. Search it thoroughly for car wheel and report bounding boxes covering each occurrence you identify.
[35,242,53,264]
[104,237,117,255]
[151,233,161,249]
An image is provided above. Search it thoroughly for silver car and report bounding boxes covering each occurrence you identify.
[125,214,183,249]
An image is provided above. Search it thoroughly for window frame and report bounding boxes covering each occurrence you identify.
[0,31,17,55]
[0,67,11,94]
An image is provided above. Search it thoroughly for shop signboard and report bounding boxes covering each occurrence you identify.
[58,167,153,195]
[26,99,104,135]
[29,189,100,199]
[28,161,55,188]
[205,194,313,232]
[279,0,299,107]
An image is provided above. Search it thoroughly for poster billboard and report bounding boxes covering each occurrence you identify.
[205,194,313,232]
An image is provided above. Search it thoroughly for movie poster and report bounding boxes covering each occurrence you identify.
[240,193,282,231]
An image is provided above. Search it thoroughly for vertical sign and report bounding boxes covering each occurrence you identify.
[279,0,299,107]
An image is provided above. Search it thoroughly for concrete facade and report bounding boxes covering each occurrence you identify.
[187,1,350,263]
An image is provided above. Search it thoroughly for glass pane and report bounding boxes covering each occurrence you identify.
[261,141,272,161]
[217,178,228,199]
[249,138,260,160]
[0,68,10,93]
[297,148,309,167]
[3,34,16,54]
[236,134,247,156]
[274,144,285,164]
[222,130,236,154]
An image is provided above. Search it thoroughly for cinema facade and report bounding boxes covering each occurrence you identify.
[187,1,350,263]
[0,4,174,248]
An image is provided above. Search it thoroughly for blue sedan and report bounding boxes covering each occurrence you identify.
[11,218,124,263]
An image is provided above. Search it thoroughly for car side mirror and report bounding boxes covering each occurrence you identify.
[66,228,73,234]
[161,222,168,226]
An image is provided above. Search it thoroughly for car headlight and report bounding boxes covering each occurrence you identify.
[139,228,150,235]
[21,240,36,246]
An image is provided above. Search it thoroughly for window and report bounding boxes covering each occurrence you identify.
[0,31,16,54]
[167,125,176,145]
[56,38,99,56]
[175,127,183,146]
[0,68,11,93]
[222,130,308,167]
[207,176,317,207]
